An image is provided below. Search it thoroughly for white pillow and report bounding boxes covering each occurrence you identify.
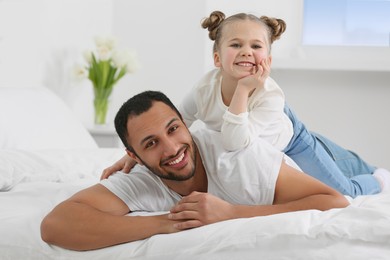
[0,87,98,149]
[0,148,124,191]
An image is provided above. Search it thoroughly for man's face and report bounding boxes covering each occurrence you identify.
[126,101,197,182]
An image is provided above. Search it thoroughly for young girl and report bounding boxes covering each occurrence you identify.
[181,12,292,152]
[101,11,389,197]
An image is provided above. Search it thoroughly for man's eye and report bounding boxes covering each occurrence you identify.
[145,140,157,148]
[168,125,178,134]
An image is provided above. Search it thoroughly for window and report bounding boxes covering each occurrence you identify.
[303,0,390,47]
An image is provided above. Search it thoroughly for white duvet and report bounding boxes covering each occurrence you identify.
[1,148,390,260]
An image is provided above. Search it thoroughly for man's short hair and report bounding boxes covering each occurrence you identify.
[114,90,183,151]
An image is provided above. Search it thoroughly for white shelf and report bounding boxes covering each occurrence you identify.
[87,124,122,148]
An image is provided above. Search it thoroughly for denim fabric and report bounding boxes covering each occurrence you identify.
[283,104,380,197]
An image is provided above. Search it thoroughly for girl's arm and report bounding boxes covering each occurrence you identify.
[178,87,199,128]
[100,154,136,180]
[222,86,291,151]
[221,60,291,151]
[227,61,269,115]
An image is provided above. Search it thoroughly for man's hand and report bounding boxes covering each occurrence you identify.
[168,191,235,230]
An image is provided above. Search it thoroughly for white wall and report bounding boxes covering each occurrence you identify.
[0,0,389,170]
[0,0,113,126]
[109,0,206,120]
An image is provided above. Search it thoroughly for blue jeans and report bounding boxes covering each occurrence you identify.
[283,104,380,197]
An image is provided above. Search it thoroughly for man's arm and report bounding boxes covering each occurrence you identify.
[169,161,349,230]
[272,161,349,209]
[40,184,178,251]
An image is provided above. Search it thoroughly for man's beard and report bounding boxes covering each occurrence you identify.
[140,139,197,181]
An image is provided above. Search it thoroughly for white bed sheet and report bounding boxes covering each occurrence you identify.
[1,148,390,260]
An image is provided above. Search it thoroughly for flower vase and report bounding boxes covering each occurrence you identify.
[92,83,114,125]
[81,36,138,125]
[93,96,110,125]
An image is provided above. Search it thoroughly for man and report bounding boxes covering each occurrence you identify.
[41,91,349,251]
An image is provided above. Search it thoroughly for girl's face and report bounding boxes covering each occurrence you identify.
[214,20,271,80]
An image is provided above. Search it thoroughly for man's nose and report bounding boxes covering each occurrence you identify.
[161,137,180,157]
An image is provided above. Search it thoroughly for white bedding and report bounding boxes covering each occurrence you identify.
[1,87,390,259]
[1,163,390,259]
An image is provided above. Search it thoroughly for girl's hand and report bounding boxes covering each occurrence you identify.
[100,154,137,180]
[228,58,271,115]
[237,58,271,95]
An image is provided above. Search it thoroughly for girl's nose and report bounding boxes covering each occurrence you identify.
[240,46,252,56]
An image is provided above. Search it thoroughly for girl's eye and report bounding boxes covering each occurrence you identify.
[230,43,241,48]
[252,44,262,49]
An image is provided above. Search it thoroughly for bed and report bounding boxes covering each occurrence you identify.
[1,87,390,260]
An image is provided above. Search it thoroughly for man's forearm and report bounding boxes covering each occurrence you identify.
[231,193,349,219]
[41,201,177,251]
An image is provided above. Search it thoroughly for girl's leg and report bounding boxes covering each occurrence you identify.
[312,132,381,194]
[312,132,375,177]
[283,104,381,197]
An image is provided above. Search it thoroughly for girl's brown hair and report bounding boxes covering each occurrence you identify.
[201,10,286,53]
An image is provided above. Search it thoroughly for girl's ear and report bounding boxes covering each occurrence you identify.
[126,149,144,166]
[268,55,272,66]
[213,52,222,67]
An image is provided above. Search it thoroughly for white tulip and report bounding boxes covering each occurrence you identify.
[83,50,93,64]
[94,36,117,51]
[111,50,128,67]
[72,64,88,80]
[111,49,139,73]
[97,46,111,61]
[125,50,139,73]
[126,55,140,73]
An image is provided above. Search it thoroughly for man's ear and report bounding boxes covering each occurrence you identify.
[126,149,144,166]
[213,52,222,67]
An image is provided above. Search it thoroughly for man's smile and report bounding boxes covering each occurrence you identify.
[162,146,189,169]
[167,152,185,166]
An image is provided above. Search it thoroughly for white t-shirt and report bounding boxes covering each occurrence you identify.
[179,69,293,151]
[101,129,286,212]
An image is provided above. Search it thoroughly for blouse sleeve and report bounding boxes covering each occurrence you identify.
[178,87,198,128]
[221,87,292,152]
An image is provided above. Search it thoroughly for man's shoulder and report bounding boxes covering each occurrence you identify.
[101,165,160,188]
[192,128,224,157]
[192,128,221,144]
